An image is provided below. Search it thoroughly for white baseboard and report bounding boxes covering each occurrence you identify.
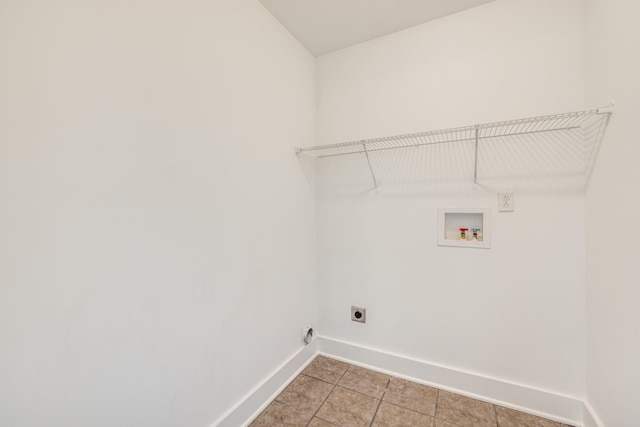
[582,401,604,427]
[213,339,319,427]
[318,336,584,426]
[214,335,595,427]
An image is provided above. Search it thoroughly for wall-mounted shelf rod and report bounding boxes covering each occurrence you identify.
[295,104,613,191]
[473,126,479,185]
[296,105,612,159]
[302,126,580,159]
[362,142,378,191]
[306,125,584,159]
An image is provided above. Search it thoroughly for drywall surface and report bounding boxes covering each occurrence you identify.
[0,1,316,426]
[585,0,640,426]
[315,0,587,397]
[316,0,586,144]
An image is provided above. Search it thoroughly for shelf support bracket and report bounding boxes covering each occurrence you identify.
[362,142,378,191]
[473,125,479,186]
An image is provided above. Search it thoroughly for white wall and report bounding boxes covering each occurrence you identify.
[316,0,587,398]
[585,0,640,426]
[0,1,316,426]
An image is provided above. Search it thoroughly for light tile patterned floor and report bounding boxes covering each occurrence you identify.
[250,356,575,427]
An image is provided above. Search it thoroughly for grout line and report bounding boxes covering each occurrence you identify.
[273,374,301,406]
[300,373,337,387]
[279,357,564,427]
[307,385,336,424]
[306,362,350,426]
[433,389,468,427]
[367,377,391,427]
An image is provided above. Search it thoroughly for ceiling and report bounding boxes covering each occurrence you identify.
[259,0,495,57]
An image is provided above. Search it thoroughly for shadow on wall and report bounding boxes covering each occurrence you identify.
[297,108,611,198]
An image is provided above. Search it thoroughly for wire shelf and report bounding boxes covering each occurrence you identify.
[296,105,613,192]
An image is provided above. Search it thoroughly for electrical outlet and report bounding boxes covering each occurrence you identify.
[351,306,366,323]
[498,192,514,212]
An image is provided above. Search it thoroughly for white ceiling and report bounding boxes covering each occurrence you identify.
[259,0,495,57]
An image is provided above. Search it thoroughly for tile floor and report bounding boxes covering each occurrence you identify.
[250,356,575,427]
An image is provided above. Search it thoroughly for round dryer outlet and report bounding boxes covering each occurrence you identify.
[351,306,366,323]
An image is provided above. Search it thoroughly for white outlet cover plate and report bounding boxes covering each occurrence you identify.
[498,192,514,212]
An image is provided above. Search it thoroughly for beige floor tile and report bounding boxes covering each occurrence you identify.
[495,406,562,427]
[338,365,391,399]
[302,356,350,384]
[308,417,337,426]
[434,420,461,427]
[276,374,334,414]
[315,386,380,427]
[253,359,569,427]
[382,377,438,416]
[435,391,496,427]
[372,401,435,426]
[249,401,312,427]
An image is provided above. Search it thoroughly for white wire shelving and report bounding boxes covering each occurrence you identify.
[296,105,613,192]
